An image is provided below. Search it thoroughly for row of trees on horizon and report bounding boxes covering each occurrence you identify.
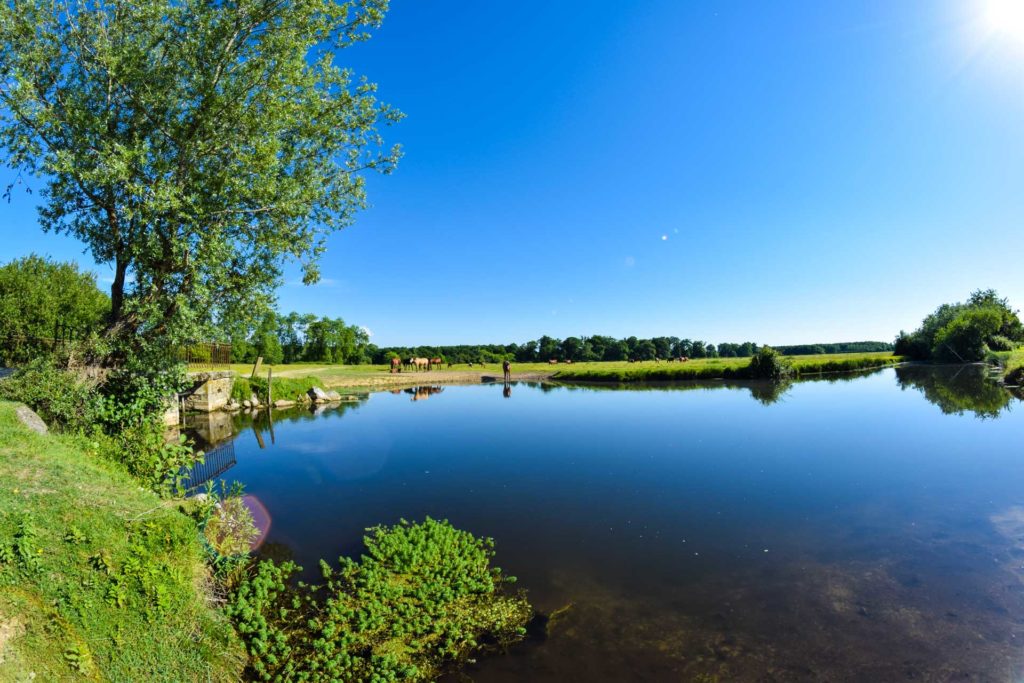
[0,255,894,366]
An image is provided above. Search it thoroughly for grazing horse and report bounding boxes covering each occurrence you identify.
[565,359,573,364]
[548,359,558,365]
[390,357,401,373]
[413,357,429,371]
[429,357,443,370]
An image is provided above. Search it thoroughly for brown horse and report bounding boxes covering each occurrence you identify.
[429,357,443,370]
[390,357,401,373]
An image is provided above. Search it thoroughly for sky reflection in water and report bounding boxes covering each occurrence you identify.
[189,366,1024,681]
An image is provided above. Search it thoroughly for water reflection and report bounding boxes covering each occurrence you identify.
[553,368,884,405]
[181,397,369,488]
[405,385,444,401]
[179,368,1024,681]
[895,363,1015,418]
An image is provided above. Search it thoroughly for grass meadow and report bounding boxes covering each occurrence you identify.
[212,352,903,387]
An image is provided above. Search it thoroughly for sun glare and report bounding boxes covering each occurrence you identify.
[986,0,1024,42]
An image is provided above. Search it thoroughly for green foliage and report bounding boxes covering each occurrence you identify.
[999,348,1024,386]
[249,375,326,402]
[227,518,532,682]
[0,357,199,495]
[232,377,253,402]
[932,307,1004,362]
[551,353,898,383]
[0,255,110,364]
[372,336,893,366]
[746,346,794,381]
[203,496,259,559]
[0,357,103,430]
[0,0,401,351]
[896,290,1024,362]
[0,402,244,680]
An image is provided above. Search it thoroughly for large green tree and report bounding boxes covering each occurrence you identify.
[0,0,401,351]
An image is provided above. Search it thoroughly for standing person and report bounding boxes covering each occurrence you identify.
[503,359,511,382]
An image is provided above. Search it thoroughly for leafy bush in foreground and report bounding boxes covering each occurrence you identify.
[0,357,103,430]
[227,518,532,682]
[0,357,199,495]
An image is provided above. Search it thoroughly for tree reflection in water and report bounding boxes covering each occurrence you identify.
[896,364,1016,419]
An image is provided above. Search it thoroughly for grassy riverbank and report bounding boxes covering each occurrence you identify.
[0,402,244,680]
[212,352,903,388]
[551,352,901,382]
[996,349,1024,385]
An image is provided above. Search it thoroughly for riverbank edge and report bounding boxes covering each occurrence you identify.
[0,400,245,679]
[308,357,906,396]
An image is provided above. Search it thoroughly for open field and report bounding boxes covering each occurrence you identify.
[207,352,903,390]
[0,402,243,680]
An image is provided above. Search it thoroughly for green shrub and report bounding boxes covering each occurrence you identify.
[248,375,324,402]
[0,358,103,431]
[227,518,532,682]
[0,357,198,496]
[231,377,252,402]
[203,496,259,558]
[989,335,1018,352]
[746,346,794,381]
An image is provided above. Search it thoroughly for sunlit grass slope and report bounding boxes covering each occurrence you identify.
[0,402,244,681]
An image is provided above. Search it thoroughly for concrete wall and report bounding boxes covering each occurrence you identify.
[182,372,235,413]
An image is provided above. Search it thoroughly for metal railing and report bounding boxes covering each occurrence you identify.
[177,342,233,371]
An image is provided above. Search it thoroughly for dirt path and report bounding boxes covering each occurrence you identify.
[320,370,555,391]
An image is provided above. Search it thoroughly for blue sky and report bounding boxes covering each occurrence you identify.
[3,0,1024,346]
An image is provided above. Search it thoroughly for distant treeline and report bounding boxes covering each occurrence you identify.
[224,316,894,366]
[772,341,894,356]
[371,337,893,365]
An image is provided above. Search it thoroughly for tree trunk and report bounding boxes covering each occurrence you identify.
[110,254,127,325]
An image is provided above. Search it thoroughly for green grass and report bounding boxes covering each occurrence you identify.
[551,352,902,382]
[1001,349,1024,384]
[0,401,244,680]
[210,353,903,387]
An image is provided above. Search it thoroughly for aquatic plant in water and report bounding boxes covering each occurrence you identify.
[226,517,531,682]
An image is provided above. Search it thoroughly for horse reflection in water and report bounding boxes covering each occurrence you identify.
[404,386,444,402]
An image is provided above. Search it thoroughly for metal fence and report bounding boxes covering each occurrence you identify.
[182,440,237,490]
[177,342,233,371]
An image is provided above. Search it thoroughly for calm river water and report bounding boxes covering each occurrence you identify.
[187,365,1024,681]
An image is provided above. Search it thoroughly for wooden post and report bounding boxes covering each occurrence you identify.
[250,356,263,379]
[267,366,272,408]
